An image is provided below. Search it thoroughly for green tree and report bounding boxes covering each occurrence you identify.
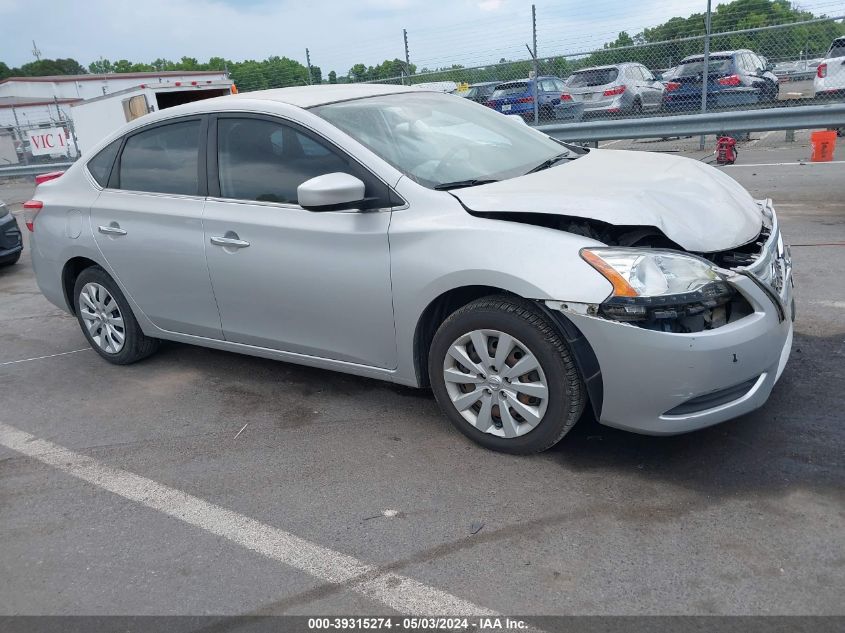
[17,58,86,76]
[328,70,337,83]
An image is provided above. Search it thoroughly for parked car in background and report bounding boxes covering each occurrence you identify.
[663,50,779,111]
[773,58,821,83]
[457,82,501,103]
[485,76,567,122]
[0,200,23,267]
[814,36,845,99]
[26,85,794,454]
[559,63,665,117]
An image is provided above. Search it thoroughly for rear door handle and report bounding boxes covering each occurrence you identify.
[210,235,250,249]
[98,224,127,236]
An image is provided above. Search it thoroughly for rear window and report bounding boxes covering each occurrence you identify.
[491,82,528,98]
[675,57,734,76]
[828,39,845,58]
[567,68,619,87]
[87,139,121,187]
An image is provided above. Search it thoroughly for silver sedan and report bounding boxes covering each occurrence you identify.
[26,85,793,453]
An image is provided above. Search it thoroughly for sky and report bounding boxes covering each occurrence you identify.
[0,0,838,76]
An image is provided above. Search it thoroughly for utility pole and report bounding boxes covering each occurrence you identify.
[699,0,712,150]
[31,40,42,61]
[403,29,411,85]
[305,48,313,85]
[11,106,28,166]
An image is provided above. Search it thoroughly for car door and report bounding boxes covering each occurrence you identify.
[202,114,398,368]
[90,116,223,339]
[638,66,663,108]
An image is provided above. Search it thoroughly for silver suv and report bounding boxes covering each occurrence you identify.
[26,85,793,454]
[560,63,665,116]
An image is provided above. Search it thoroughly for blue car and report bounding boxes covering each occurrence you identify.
[484,76,570,122]
[663,49,779,111]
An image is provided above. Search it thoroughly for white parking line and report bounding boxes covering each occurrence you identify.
[0,348,90,367]
[0,422,495,616]
[598,139,625,148]
[724,160,845,167]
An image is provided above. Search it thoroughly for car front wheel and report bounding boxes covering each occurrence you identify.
[73,266,160,364]
[428,296,586,454]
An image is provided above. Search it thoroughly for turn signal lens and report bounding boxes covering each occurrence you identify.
[580,250,638,297]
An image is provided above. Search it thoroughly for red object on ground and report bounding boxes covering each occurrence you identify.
[716,136,737,165]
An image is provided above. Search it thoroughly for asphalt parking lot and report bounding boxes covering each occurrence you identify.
[1,136,843,618]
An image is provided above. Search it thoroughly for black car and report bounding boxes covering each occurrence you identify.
[0,200,23,267]
[457,81,501,103]
[662,49,779,111]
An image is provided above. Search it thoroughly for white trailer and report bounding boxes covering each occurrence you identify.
[70,79,234,153]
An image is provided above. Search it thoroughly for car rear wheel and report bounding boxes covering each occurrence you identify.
[631,98,643,115]
[428,296,586,454]
[73,266,160,365]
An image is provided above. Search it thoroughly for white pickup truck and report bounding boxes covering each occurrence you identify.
[71,79,234,153]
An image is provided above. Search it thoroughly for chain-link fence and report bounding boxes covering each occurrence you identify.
[359,2,845,126]
[0,119,78,169]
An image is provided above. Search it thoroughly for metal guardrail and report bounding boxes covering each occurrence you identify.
[0,163,75,180]
[538,103,845,142]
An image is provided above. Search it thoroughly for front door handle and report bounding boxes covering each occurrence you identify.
[210,234,250,249]
[98,224,127,236]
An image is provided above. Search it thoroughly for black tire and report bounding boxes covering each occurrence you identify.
[73,266,160,365]
[428,295,586,454]
[0,251,21,267]
[631,98,643,115]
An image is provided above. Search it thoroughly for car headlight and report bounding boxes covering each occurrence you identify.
[0,203,8,219]
[580,247,734,322]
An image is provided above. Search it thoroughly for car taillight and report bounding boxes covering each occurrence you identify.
[34,170,64,185]
[664,81,681,92]
[560,93,573,101]
[484,101,495,108]
[717,74,741,86]
[516,96,534,103]
[817,63,827,78]
[603,85,626,96]
[23,200,43,232]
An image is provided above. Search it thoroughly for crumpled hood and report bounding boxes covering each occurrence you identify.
[451,148,763,252]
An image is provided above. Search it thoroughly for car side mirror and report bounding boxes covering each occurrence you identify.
[298,172,366,212]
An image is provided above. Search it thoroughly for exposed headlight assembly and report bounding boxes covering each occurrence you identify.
[580,248,734,322]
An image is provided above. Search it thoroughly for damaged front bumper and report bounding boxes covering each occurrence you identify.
[549,199,794,435]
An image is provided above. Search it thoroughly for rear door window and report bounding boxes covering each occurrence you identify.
[117,120,201,195]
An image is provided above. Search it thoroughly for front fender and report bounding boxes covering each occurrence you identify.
[388,180,612,385]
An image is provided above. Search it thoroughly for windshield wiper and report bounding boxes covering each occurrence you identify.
[525,151,572,175]
[434,178,499,191]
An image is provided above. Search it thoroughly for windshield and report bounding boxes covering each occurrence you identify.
[312,92,575,189]
[567,68,619,87]
[491,82,528,98]
[675,57,733,76]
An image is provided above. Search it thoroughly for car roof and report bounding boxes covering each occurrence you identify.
[681,50,749,61]
[573,63,634,72]
[470,81,501,87]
